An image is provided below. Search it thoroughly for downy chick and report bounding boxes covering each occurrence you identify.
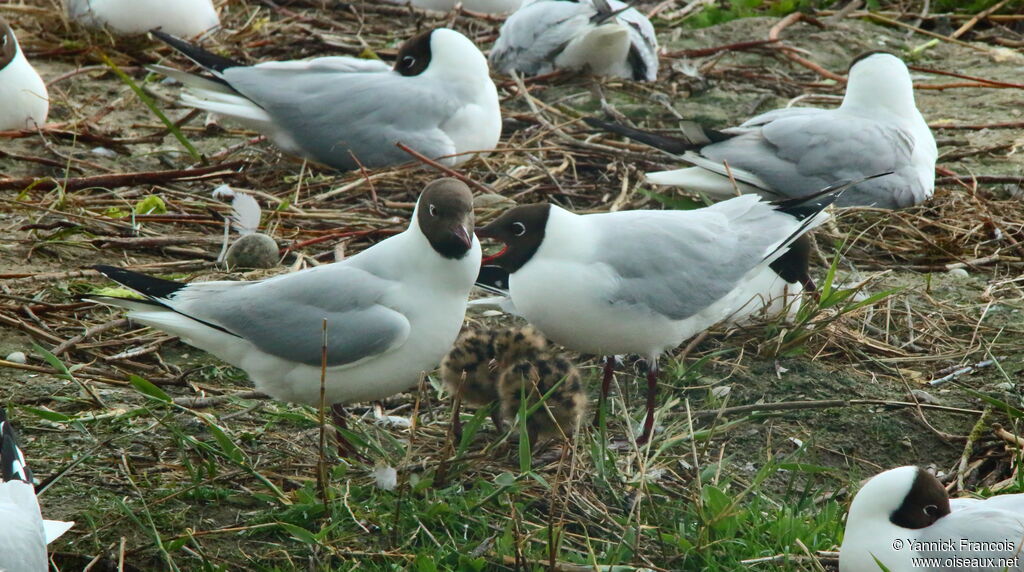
[492,326,586,447]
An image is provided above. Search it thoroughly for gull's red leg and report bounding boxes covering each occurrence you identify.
[592,355,615,427]
[637,363,658,445]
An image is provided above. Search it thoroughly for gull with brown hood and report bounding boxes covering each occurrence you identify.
[149,28,501,171]
[587,52,936,209]
[0,18,48,131]
[841,465,1024,571]
[476,176,883,444]
[91,179,481,434]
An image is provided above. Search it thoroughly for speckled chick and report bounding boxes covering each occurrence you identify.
[493,327,586,445]
[440,325,500,407]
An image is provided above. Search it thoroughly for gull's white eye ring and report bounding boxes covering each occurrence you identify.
[512,222,526,236]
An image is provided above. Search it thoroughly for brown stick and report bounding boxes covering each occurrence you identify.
[394,142,496,194]
[909,65,1024,90]
[0,161,245,192]
[768,13,848,83]
[951,0,1012,39]
[665,39,780,59]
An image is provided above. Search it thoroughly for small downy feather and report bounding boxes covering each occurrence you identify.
[230,192,262,236]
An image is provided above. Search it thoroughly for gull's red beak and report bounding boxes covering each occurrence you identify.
[452,224,472,250]
[482,245,508,264]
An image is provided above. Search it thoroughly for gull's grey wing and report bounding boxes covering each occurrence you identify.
[252,57,392,73]
[592,196,797,320]
[221,67,460,169]
[613,0,658,81]
[490,0,594,76]
[701,113,924,208]
[171,265,411,367]
[918,507,1024,571]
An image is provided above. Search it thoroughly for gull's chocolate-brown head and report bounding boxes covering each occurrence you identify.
[0,18,17,70]
[476,204,551,273]
[417,178,475,260]
[889,467,951,529]
[394,29,434,77]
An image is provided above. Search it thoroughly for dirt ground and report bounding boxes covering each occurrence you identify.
[1,0,1023,569]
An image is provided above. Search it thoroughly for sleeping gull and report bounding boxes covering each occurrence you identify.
[67,0,219,37]
[0,410,74,572]
[490,0,658,81]
[0,18,48,131]
[587,52,936,208]
[841,466,1024,571]
[91,179,481,421]
[476,176,881,444]
[150,28,501,171]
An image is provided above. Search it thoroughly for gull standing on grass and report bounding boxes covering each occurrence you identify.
[91,179,481,434]
[66,0,219,37]
[477,176,882,444]
[0,410,75,572]
[587,52,936,208]
[489,0,658,81]
[0,18,48,131]
[840,466,1024,572]
[150,28,501,171]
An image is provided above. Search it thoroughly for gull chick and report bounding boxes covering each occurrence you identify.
[92,179,481,409]
[478,177,880,444]
[492,327,586,446]
[588,52,936,208]
[441,326,585,447]
[841,466,1024,571]
[150,28,501,171]
[490,0,658,81]
[67,0,219,37]
[0,18,48,131]
[0,410,74,572]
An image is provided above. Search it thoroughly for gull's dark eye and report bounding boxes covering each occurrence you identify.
[512,222,526,236]
[402,55,415,68]
[429,204,437,216]
[923,505,939,517]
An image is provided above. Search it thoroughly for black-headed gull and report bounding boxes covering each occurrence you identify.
[841,465,1024,571]
[587,52,936,208]
[67,0,219,37]
[0,18,48,131]
[490,0,658,81]
[473,233,812,326]
[92,179,481,410]
[151,28,501,171]
[476,177,877,443]
[0,411,74,572]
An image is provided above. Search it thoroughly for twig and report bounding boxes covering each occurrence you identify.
[928,358,1000,386]
[768,14,847,83]
[394,142,496,194]
[690,398,982,421]
[0,161,245,192]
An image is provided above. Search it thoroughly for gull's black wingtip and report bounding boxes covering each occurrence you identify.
[774,171,894,220]
[583,117,719,154]
[94,265,186,300]
[0,409,32,484]
[151,29,241,74]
